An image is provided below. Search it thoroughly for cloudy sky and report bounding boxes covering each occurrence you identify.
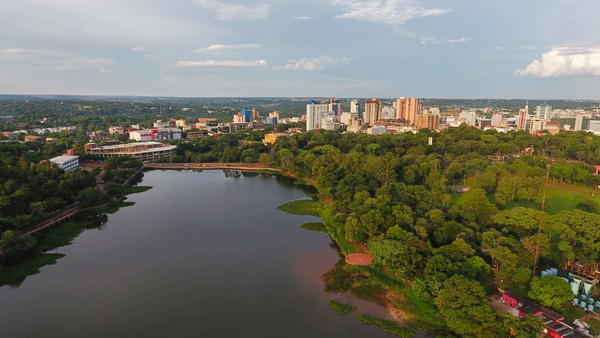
[0,0,599,98]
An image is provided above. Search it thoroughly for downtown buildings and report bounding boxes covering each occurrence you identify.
[395,97,420,123]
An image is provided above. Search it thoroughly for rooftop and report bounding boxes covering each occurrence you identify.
[91,141,164,150]
[50,155,79,164]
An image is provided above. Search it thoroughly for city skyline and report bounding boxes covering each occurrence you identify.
[1,0,600,98]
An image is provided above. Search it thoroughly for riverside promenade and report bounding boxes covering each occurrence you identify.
[143,163,280,172]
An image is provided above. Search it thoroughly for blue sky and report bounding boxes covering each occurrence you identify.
[0,0,599,99]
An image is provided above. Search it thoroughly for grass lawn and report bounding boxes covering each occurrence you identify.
[277,199,324,217]
[563,304,587,322]
[587,317,600,335]
[543,184,600,214]
[452,183,600,215]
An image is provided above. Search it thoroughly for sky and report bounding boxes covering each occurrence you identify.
[1,0,600,99]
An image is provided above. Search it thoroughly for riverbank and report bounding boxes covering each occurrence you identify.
[0,183,152,287]
[277,198,442,336]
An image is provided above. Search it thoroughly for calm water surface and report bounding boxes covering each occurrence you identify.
[0,170,402,337]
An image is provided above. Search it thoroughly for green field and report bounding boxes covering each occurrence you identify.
[563,304,587,322]
[451,183,600,215]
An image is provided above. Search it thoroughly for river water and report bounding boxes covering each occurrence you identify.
[0,170,399,337]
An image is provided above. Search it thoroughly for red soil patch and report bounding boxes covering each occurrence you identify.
[346,253,373,266]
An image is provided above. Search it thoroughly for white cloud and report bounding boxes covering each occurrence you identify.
[516,46,600,77]
[284,55,352,71]
[176,60,268,68]
[493,46,504,50]
[48,57,113,71]
[293,16,314,20]
[419,37,443,45]
[449,37,470,43]
[330,0,449,31]
[518,45,537,50]
[132,47,145,52]
[194,0,270,21]
[192,44,263,53]
[0,48,66,61]
[0,48,113,73]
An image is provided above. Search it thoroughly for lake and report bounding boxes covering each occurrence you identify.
[0,170,400,337]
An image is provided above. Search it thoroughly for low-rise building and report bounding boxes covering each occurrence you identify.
[264,133,289,145]
[25,135,46,142]
[85,141,177,160]
[109,126,126,134]
[153,120,171,128]
[1,131,19,139]
[50,155,79,171]
[151,128,182,141]
[366,125,388,135]
[130,130,153,141]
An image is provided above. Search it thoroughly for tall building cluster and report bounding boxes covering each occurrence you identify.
[305,96,439,134]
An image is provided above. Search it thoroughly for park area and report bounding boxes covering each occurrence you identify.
[451,182,600,215]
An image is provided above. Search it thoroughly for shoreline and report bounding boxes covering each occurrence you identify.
[2,166,428,335]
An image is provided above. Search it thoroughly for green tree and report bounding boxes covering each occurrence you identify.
[0,230,36,264]
[527,276,573,310]
[460,189,498,225]
[435,275,499,337]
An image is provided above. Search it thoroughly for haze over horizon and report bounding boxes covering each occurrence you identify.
[1,0,599,99]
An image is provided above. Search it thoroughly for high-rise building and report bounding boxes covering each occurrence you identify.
[381,106,396,120]
[306,101,329,131]
[574,114,583,131]
[587,120,600,133]
[251,108,260,121]
[417,110,440,130]
[517,103,529,131]
[459,111,477,126]
[395,97,420,123]
[364,99,381,125]
[491,113,504,127]
[240,108,252,122]
[266,111,280,125]
[350,99,361,118]
[328,98,341,116]
[535,103,552,121]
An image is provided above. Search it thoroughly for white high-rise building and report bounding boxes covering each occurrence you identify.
[306,101,329,131]
[535,104,552,121]
[574,115,583,131]
[381,106,396,120]
[350,99,360,117]
[459,111,477,126]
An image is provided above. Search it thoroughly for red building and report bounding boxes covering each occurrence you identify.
[502,291,583,338]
